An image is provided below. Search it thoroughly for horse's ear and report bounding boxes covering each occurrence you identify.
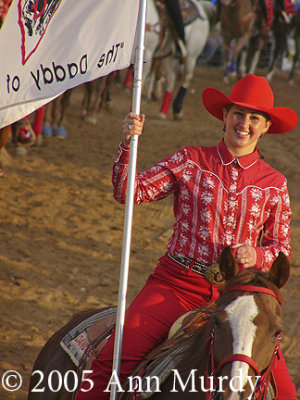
[219,246,239,281]
[268,252,290,288]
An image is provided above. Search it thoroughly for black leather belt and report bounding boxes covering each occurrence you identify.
[167,253,208,276]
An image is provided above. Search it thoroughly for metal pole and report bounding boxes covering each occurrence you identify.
[110,0,147,399]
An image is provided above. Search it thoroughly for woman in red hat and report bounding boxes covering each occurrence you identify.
[76,74,298,399]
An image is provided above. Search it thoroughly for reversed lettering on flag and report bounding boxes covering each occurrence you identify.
[0,0,139,128]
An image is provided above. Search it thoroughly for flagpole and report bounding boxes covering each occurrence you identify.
[110,1,147,399]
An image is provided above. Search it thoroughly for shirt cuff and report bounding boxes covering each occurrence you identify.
[116,142,130,164]
[254,247,264,270]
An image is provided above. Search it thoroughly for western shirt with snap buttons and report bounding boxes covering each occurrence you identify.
[112,139,291,271]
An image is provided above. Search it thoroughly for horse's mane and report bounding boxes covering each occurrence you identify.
[220,268,282,303]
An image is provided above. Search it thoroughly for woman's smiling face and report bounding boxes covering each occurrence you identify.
[223,105,271,157]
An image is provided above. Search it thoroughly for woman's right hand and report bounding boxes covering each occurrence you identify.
[122,112,145,147]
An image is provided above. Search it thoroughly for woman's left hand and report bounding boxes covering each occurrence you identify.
[231,243,257,268]
[122,112,145,147]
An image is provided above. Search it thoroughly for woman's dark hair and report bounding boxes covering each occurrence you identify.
[225,104,271,122]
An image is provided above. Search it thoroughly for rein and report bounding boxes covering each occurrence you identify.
[205,285,282,400]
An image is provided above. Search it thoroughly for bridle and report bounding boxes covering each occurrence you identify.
[205,285,282,400]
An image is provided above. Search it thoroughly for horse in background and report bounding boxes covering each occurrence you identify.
[122,0,163,100]
[27,248,289,399]
[220,0,297,83]
[288,1,300,83]
[141,0,163,102]
[141,0,215,120]
[219,0,260,83]
[81,73,115,125]
[265,0,296,82]
[243,0,273,76]
[121,0,215,119]
[41,73,115,136]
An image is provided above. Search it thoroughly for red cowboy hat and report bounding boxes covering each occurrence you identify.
[202,74,298,134]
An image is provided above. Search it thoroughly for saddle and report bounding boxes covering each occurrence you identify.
[180,0,202,26]
[156,0,201,30]
[60,305,214,398]
[152,0,204,60]
[120,306,215,399]
[60,307,117,370]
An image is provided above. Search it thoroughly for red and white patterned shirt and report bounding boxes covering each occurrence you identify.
[112,139,291,271]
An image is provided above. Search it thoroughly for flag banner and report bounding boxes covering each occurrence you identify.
[0,0,139,128]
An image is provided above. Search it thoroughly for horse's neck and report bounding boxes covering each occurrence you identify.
[181,319,213,372]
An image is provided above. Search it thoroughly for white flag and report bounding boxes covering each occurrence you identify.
[0,0,140,128]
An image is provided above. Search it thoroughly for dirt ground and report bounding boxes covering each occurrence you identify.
[0,66,299,399]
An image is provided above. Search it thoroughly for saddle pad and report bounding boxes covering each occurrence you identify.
[60,307,116,367]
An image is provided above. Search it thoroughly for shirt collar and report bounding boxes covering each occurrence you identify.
[217,139,259,169]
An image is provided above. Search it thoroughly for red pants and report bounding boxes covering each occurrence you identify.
[75,255,297,400]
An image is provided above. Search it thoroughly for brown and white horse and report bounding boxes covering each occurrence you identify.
[27,247,289,399]
[148,248,288,399]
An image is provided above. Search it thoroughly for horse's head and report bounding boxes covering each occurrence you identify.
[211,247,290,399]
